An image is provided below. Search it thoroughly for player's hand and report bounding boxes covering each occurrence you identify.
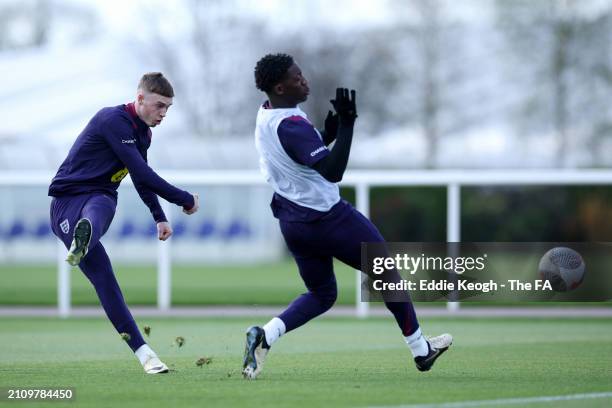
[324,110,338,139]
[330,88,357,126]
[183,193,199,215]
[157,221,173,241]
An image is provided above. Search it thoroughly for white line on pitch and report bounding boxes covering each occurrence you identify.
[368,391,612,408]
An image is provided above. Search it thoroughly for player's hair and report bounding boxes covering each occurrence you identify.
[138,72,174,97]
[254,53,294,93]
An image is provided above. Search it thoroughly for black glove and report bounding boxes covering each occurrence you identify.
[330,88,358,126]
[324,110,338,139]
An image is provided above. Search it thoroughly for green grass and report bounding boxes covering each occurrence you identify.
[0,260,356,306]
[1,317,611,407]
[2,261,609,308]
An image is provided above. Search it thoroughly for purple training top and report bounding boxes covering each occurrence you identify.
[49,103,193,223]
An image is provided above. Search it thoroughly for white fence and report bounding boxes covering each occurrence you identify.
[3,169,612,317]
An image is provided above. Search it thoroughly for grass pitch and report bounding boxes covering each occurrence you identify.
[1,316,611,407]
[0,261,356,306]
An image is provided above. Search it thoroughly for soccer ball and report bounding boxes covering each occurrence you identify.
[538,247,585,292]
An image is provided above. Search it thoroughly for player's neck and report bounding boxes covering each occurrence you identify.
[267,96,297,109]
[133,101,145,122]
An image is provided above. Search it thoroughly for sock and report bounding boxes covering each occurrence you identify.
[135,344,157,365]
[405,328,429,357]
[263,317,286,347]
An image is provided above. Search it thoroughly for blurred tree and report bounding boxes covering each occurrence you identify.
[416,0,442,169]
[462,186,612,241]
[0,0,98,50]
[0,0,49,50]
[346,28,413,137]
[32,0,50,46]
[140,1,420,142]
[287,27,411,139]
[285,33,352,130]
[370,187,447,241]
[134,0,611,170]
[135,0,269,138]
[389,0,493,168]
[496,0,612,167]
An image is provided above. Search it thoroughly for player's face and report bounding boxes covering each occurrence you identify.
[278,64,309,104]
[137,91,173,127]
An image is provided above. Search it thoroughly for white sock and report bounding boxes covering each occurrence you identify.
[262,317,286,347]
[405,328,429,357]
[135,344,157,365]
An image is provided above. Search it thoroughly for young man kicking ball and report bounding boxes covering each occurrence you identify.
[49,72,199,374]
[243,53,452,379]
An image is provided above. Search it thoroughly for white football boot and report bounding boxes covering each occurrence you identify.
[414,333,453,372]
[143,355,169,374]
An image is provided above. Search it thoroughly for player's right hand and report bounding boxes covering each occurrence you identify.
[157,221,173,241]
[183,193,199,215]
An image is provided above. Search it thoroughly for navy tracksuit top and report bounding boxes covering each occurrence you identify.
[49,103,193,223]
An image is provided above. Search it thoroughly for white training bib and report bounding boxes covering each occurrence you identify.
[254,104,340,212]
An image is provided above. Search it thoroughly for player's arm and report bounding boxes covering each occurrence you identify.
[101,115,198,212]
[131,151,176,240]
[319,110,338,146]
[312,88,358,183]
[133,152,168,223]
[277,116,333,175]
[134,182,167,223]
[135,183,174,241]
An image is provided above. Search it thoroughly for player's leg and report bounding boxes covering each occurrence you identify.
[331,206,452,371]
[244,255,337,379]
[66,194,116,266]
[51,196,167,374]
[243,222,337,379]
[329,208,421,335]
[278,255,337,332]
[79,242,168,374]
[50,195,88,248]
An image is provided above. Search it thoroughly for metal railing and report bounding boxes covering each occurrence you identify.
[3,169,612,317]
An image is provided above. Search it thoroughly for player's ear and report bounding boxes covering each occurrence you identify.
[136,90,145,105]
[273,83,284,96]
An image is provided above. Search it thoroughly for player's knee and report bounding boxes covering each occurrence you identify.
[314,283,338,310]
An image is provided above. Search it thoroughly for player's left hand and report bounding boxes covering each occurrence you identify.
[157,221,173,241]
[183,193,200,215]
[324,110,338,139]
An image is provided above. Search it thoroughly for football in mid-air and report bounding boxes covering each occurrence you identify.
[538,247,585,292]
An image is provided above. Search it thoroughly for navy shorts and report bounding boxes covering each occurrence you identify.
[50,193,117,249]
